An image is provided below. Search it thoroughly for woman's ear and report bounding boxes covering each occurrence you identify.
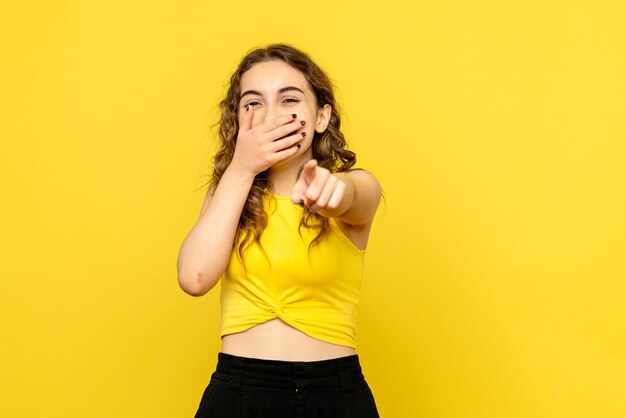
[315,104,332,133]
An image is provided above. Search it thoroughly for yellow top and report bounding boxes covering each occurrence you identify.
[219,194,366,348]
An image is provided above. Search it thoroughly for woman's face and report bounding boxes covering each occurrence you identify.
[237,60,331,157]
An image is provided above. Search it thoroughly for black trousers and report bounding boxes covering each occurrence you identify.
[194,352,380,417]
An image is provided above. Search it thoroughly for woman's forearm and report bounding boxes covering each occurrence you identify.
[177,164,255,296]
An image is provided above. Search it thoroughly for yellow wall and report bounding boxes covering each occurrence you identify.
[1,1,625,417]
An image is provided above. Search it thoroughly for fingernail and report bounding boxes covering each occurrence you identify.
[298,199,304,206]
[300,120,305,125]
[292,113,297,119]
[245,105,249,112]
[297,144,301,149]
[301,132,306,137]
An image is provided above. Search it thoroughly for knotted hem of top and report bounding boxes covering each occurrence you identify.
[220,314,357,349]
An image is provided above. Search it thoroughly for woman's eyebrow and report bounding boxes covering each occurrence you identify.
[240,86,305,100]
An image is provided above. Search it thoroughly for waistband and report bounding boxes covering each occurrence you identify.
[213,352,364,392]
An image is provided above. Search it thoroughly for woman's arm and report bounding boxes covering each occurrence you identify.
[176,166,255,296]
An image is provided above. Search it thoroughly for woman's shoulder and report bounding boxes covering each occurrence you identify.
[343,167,380,184]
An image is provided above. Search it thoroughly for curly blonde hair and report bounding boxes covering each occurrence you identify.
[204,43,357,263]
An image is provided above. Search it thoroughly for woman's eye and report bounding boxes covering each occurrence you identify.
[246,101,261,107]
[283,98,299,103]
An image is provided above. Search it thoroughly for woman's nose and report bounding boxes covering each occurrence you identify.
[261,109,275,123]
[260,103,283,124]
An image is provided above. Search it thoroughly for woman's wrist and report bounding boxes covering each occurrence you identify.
[225,161,257,184]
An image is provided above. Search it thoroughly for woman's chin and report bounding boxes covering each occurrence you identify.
[270,153,301,170]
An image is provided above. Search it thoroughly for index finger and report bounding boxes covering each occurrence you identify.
[301,159,318,184]
[260,113,298,133]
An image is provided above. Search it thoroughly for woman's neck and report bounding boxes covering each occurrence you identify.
[268,150,312,195]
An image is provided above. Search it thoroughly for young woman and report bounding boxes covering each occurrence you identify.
[177,43,382,417]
